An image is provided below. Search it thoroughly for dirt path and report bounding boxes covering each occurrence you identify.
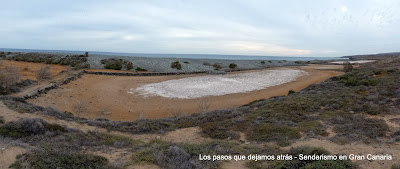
[28,65,344,121]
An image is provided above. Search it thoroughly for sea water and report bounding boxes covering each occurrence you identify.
[0,48,344,61]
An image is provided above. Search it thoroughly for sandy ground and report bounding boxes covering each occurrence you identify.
[0,144,26,169]
[28,65,344,121]
[0,60,70,81]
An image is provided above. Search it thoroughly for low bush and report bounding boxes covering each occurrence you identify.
[35,66,52,80]
[0,116,4,124]
[261,61,265,64]
[0,118,65,139]
[343,61,353,72]
[126,61,133,70]
[247,124,301,142]
[200,121,240,140]
[171,61,182,70]
[203,62,211,66]
[288,90,295,95]
[136,67,147,71]
[229,63,237,69]
[101,58,133,70]
[10,151,116,169]
[213,63,222,70]
[0,66,20,94]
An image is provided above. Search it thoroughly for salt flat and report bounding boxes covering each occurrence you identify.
[331,60,375,64]
[132,69,308,99]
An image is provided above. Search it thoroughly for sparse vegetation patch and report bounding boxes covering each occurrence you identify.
[101,58,133,70]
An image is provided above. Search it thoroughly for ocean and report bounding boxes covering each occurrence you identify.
[0,48,345,61]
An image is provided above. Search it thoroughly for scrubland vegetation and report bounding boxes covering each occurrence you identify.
[101,58,134,70]
[9,52,90,69]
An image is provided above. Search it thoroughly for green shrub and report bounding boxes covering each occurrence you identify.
[10,53,88,67]
[101,58,133,70]
[11,152,114,169]
[369,79,378,86]
[126,62,133,70]
[0,116,4,124]
[203,62,211,66]
[261,61,265,64]
[131,149,156,164]
[268,61,272,63]
[298,121,328,136]
[213,63,222,70]
[136,67,147,71]
[229,63,237,69]
[288,90,295,95]
[373,70,383,75]
[171,61,182,70]
[104,63,122,70]
[0,119,65,139]
[247,124,301,142]
[200,121,240,140]
[344,79,359,86]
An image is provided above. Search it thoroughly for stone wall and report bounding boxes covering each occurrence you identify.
[83,70,207,76]
[23,71,84,100]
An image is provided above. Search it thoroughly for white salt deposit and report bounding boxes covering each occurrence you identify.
[129,69,307,99]
[331,60,375,64]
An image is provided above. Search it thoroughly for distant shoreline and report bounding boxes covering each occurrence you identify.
[0,48,344,61]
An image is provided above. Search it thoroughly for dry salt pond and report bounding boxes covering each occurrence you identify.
[29,65,343,121]
[132,69,307,99]
[330,60,376,64]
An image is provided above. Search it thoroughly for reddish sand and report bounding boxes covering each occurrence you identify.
[29,65,343,121]
[0,60,70,81]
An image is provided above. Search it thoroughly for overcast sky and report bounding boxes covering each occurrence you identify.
[1,0,399,57]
